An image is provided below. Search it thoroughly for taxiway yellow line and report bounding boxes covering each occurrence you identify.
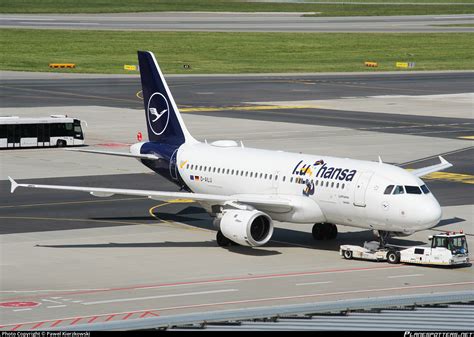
[148,202,210,232]
[458,136,474,140]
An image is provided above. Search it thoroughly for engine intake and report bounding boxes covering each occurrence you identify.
[220,209,273,247]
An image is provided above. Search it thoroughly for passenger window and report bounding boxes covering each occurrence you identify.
[231,169,234,175]
[269,174,272,180]
[331,182,334,188]
[241,171,244,176]
[199,165,202,171]
[186,164,189,169]
[405,186,422,194]
[342,183,345,189]
[290,177,293,183]
[264,174,268,179]
[384,185,394,195]
[393,185,404,195]
[336,183,339,189]
[283,176,286,182]
[420,185,430,194]
[326,181,329,187]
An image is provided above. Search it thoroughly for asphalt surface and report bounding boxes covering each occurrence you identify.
[1,13,473,32]
[1,72,473,140]
[0,71,472,330]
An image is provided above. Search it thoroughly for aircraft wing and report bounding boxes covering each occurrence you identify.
[410,156,453,177]
[66,148,160,160]
[8,177,292,211]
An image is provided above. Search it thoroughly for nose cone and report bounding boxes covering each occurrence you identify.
[417,197,442,230]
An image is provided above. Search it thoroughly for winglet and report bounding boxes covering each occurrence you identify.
[8,176,19,193]
[439,155,451,166]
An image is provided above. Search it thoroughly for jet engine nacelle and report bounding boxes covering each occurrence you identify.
[219,209,274,247]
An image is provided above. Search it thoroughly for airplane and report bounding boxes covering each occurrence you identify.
[8,51,453,248]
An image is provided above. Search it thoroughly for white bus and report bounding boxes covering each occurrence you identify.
[0,115,85,149]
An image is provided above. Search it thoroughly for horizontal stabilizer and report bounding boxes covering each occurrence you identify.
[410,156,453,177]
[66,148,160,160]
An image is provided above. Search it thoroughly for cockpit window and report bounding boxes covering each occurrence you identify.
[393,185,404,195]
[405,185,422,194]
[420,184,430,194]
[384,185,394,195]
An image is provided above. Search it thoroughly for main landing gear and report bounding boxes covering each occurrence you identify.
[312,223,338,240]
[374,230,392,248]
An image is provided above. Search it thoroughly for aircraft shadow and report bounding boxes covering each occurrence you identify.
[35,241,281,256]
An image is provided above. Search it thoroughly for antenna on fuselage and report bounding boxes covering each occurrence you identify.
[378,156,383,164]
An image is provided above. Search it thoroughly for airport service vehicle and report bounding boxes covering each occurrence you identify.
[0,115,84,148]
[340,232,469,266]
[8,51,454,248]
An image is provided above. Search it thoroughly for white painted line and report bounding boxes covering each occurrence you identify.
[41,299,62,304]
[82,289,239,306]
[0,288,109,293]
[46,305,67,309]
[13,308,32,312]
[296,281,333,286]
[387,274,424,279]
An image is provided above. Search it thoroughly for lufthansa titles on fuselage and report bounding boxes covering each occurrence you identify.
[293,160,357,182]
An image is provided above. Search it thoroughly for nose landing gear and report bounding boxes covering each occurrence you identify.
[312,223,338,240]
[374,230,392,248]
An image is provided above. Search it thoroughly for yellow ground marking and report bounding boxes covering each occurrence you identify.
[148,202,211,232]
[136,90,143,99]
[458,136,474,140]
[423,172,474,185]
[179,105,313,113]
[167,198,195,203]
[0,197,148,209]
[406,169,474,185]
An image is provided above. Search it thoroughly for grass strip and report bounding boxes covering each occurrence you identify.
[1,29,473,74]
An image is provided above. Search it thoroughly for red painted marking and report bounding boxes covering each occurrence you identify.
[147,311,159,317]
[32,322,44,329]
[0,301,40,308]
[87,316,99,324]
[11,324,23,331]
[50,320,63,328]
[105,315,116,322]
[139,311,150,318]
[122,313,133,320]
[70,318,82,325]
[4,265,407,301]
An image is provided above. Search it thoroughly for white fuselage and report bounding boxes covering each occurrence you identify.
[175,141,442,234]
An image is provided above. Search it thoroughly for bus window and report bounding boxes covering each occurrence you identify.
[21,124,38,138]
[0,125,6,139]
[73,121,83,139]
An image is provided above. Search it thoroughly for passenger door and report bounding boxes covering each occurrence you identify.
[353,171,374,207]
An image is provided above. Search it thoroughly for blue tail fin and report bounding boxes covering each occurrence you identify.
[137,51,196,145]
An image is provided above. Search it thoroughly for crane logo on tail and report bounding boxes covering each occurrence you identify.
[147,92,170,135]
